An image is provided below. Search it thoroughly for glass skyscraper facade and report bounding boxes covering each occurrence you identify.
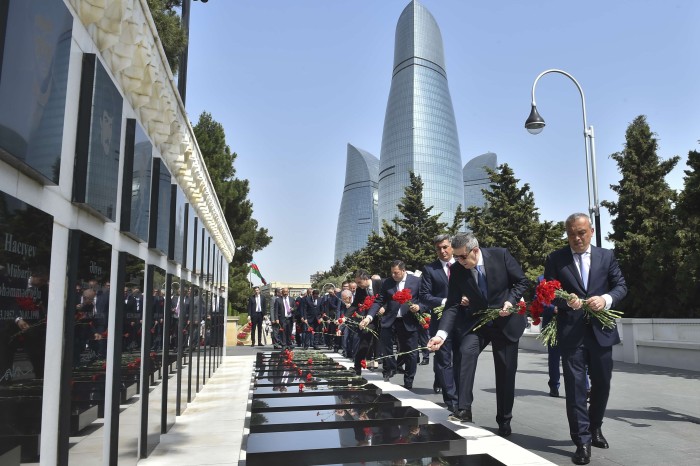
[378,0,463,228]
[335,143,379,262]
[463,152,498,210]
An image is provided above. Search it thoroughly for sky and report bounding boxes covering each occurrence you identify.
[184,0,700,285]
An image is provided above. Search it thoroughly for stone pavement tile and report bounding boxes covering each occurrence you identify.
[138,354,254,466]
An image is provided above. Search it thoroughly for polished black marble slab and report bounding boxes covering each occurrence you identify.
[253,383,381,398]
[246,423,467,466]
[250,405,426,433]
[252,393,399,412]
[308,454,505,466]
[257,360,345,370]
[254,376,365,387]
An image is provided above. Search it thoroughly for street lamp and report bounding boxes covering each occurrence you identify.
[524,69,602,246]
[178,0,209,105]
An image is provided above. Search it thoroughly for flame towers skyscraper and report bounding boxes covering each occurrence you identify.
[378,0,463,228]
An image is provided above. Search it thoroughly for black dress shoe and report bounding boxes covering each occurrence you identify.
[549,387,559,397]
[448,409,472,423]
[590,428,609,449]
[433,382,442,394]
[572,443,591,464]
[497,423,512,437]
[420,358,429,365]
[382,370,395,382]
[403,383,413,389]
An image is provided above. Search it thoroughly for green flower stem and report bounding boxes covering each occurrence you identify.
[369,346,429,362]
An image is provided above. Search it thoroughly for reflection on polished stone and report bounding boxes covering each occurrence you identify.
[308,456,495,466]
[246,423,467,466]
[252,393,399,412]
[250,405,426,433]
[253,383,381,398]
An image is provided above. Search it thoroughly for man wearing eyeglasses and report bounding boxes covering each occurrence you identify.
[428,233,528,437]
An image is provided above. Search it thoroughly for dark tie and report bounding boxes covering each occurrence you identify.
[476,265,488,300]
[576,253,589,289]
[446,262,451,279]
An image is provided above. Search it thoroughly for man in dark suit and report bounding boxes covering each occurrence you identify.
[302,289,322,349]
[274,288,295,349]
[352,270,383,375]
[544,213,627,465]
[428,233,528,437]
[246,286,267,346]
[269,288,282,349]
[419,234,458,412]
[362,261,422,389]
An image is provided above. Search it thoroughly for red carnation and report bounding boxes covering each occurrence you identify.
[299,383,305,391]
[517,301,527,315]
[360,359,367,369]
[308,358,313,365]
[392,289,413,305]
[306,373,312,381]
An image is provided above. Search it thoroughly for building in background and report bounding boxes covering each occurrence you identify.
[334,143,379,262]
[377,0,463,229]
[335,0,465,257]
[463,152,498,212]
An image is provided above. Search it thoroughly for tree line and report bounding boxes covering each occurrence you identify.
[149,3,697,317]
[314,116,699,319]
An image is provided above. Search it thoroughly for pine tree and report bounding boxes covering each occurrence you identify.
[193,112,272,314]
[672,149,700,315]
[464,163,565,284]
[601,115,680,316]
[147,0,188,75]
[392,172,449,271]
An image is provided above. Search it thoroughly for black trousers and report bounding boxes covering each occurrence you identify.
[453,326,519,426]
[250,312,263,344]
[561,327,613,446]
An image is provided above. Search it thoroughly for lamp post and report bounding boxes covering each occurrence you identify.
[524,69,602,246]
[178,0,209,105]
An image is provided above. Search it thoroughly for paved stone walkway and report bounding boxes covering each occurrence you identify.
[138,344,700,465]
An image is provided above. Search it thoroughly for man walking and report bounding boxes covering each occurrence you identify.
[544,213,627,465]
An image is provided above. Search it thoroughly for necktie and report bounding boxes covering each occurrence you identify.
[476,265,488,300]
[576,253,589,289]
[284,297,291,317]
[446,262,451,279]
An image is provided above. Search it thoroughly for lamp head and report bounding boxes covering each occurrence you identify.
[525,105,545,135]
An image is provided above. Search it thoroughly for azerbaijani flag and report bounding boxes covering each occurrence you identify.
[249,262,267,285]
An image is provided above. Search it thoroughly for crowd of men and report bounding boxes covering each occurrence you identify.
[253,212,626,465]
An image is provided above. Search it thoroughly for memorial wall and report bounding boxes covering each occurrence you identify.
[0,1,234,464]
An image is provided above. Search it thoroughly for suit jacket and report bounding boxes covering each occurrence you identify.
[438,247,529,342]
[352,278,384,310]
[368,273,422,330]
[419,260,450,310]
[544,246,627,348]
[274,295,295,321]
[321,294,340,318]
[302,296,321,322]
[269,296,280,321]
[247,294,267,316]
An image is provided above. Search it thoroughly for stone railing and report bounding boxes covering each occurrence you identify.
[521,318,700,372]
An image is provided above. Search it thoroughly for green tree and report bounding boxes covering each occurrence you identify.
[601,115,680,317]
[193,112,272,314]
[147,0,188,75]
[672,149,700,315]
[463,163,566,286]
[354,173,448,275]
